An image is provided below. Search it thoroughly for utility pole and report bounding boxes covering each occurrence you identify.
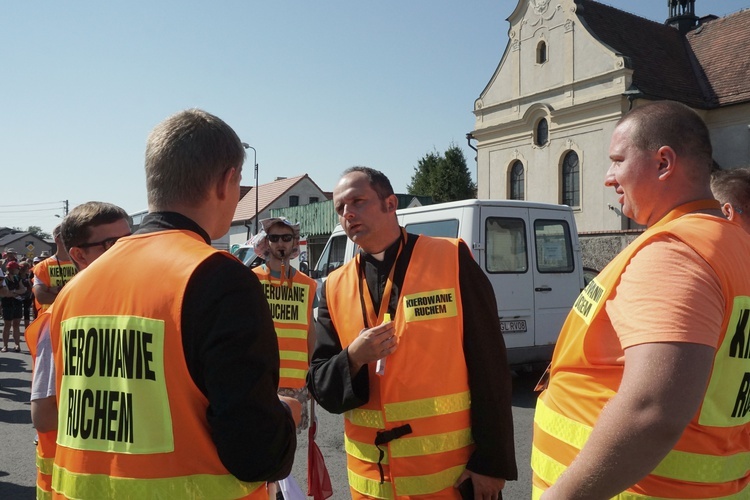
[64,200,69,216]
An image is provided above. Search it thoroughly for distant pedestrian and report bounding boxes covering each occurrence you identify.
[711,167,750,233]
[1,260,26,352]
[32,226,76,315]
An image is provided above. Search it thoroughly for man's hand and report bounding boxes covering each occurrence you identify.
[346,321,397,373]
[454,469,506,500]
[279,395,302,426]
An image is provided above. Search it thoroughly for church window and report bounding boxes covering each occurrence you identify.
[535,118,549,146]
[509,161,525,200]
[562,151,580,207]
[537,40,547,64]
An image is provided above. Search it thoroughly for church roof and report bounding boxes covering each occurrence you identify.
[687,9,750,106]
[576,0,750,109]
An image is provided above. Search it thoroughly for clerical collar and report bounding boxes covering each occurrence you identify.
[361,235,402,267]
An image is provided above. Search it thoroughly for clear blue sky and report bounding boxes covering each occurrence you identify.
[3,0,747,234]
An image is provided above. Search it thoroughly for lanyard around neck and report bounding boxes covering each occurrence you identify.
[357,229,406,329]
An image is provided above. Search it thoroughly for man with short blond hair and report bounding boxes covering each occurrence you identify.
[49,109,298,499]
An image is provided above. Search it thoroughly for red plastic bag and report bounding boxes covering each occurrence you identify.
[307,401,333,500]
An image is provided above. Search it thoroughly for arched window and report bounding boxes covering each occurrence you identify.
[562,151,580,207]
[536,41,547,64]
[535,118,548,146]
[509,161,525,200]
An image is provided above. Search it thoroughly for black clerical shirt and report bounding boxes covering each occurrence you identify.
[309,232,518,480]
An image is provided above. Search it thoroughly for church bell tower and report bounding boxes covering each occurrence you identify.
[666,0,699,34]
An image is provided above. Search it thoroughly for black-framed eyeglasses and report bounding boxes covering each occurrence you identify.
[77,234,131,251]
[267,234,293,243]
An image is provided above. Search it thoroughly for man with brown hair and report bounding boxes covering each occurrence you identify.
[532,101,750,499]
[28,201,132,498]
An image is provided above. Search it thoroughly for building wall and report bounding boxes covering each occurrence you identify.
[227,178,327,248]
[474,0,750,236]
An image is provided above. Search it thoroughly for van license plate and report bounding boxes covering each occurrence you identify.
[500,320,527,333]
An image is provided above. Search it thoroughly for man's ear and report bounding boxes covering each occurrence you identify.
[385,194,398,213]
[68,248,87,269]
[656,146,677,180]
[722,202,736,221]
[216,167,238,201]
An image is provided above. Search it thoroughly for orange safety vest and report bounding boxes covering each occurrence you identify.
[33,257,77,313]
[26,311,57,500]
[326,236,474,499]
[532,201,750,499]
[253,265,316,389]
[49,230,267,499]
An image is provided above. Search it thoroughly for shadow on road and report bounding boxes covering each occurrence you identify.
[0,479,35,498]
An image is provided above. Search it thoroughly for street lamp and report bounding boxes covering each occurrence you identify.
[241,142,259,235]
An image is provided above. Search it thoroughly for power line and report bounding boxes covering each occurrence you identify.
[0,208,62,214]
[0,201,65,208]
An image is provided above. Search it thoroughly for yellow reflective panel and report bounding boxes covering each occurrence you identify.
[58,315,173,455]
[279,350,308,362]
[390,428,473,458]
[344,435,386,464]
[346,408,385,429]
[275,327,308,339]
[384,391,470,422]
[36,451,54,475]
[393,464,465,497]
[52,464,263,499]
[348,469,394,499]
[534,397,592,449]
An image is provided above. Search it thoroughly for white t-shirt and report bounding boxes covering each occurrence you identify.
[30,327,56,401]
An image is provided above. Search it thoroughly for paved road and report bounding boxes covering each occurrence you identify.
[0,332,36,499]
[0,333,539,499]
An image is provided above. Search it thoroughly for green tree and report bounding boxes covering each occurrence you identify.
[13,226,52,240]
[407,144,477,202]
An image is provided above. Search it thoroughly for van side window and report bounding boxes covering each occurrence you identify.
[404,219,459,238]
[314,235,348,277]
[534,220,574,273]
[485,218,528,273]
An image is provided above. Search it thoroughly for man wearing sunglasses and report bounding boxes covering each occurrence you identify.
[27,201,131,498]
[251,217,317,498]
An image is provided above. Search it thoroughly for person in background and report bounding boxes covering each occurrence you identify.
[710,167,750,234]
[49,109,299,499]
[532,101,750,499]
[1,260,26,352]
[308,166,517,499]
[252,217,317,499]
[1,248,18,273]
[26,201,132,499]
[18,261,33,329]
[32,226,76,314]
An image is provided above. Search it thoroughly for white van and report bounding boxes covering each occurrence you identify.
[311,199,584,367]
